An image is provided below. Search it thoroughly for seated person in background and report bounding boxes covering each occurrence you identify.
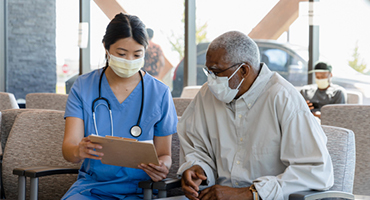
[178,31,333,200]
[300,61,346,119]
[142,28,165,79]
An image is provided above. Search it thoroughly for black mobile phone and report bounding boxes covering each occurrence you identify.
[311,102,319,109]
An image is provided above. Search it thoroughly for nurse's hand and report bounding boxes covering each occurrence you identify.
[76,137,104,160]
[138,160,169,182]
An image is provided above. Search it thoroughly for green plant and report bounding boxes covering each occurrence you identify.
[167,4,209,60]
[348,41,367,74]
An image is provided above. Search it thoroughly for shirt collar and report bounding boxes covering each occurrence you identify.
[238,63,274,109]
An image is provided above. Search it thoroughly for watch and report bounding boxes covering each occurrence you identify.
[249,184,259,200]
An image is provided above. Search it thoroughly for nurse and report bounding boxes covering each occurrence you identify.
[62,13,178,200]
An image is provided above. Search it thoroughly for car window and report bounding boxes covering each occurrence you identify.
[260,47,307,86]
[260,48,289,80]
[288,55,307,86]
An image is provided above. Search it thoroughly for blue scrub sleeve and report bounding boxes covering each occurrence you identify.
[154,88,178,137]
[64,78,84,120]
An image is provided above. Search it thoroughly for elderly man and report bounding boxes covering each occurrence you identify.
[300,61,346,119]
[177,31,334,200]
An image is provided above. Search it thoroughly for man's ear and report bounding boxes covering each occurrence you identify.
[329,72,333,78]
[240,63,250,78]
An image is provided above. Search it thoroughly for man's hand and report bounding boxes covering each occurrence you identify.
[306,100,321,118]
[313,111,321,119]
[306,100,314,110]
[181,165,207,200]
[199,185,253,200]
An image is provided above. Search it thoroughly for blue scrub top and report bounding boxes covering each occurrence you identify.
[62,68,178,200]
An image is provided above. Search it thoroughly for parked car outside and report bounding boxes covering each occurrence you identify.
[171,39,370,104]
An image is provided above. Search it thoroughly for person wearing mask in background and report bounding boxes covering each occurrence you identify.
[62,13,177,200]
[300,61,346,119]
[177,31,333,200]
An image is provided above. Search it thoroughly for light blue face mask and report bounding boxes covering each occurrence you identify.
[207,63,245,103]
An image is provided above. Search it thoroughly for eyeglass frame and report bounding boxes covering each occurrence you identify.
[203,62,244,79]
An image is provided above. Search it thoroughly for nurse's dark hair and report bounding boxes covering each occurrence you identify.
[102,12,148,52]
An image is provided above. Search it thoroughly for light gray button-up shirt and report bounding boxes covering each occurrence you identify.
[177,64,334,199]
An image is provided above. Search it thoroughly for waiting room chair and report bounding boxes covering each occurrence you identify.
[321,104,370,197]
[346,90,363,104]
[172,98,192,117]
[25,93,68,111]
[0,92,19,111]
[141,125,356,200]
[139,130,183,199]
[0,109,40,198]
[179,86,201,98]
[0,109,39,154]
[1,110,80,200]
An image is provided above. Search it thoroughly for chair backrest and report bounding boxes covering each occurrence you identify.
[166,116,184,196]
[25,93,68,111]
[168,132,180,179]
[0,92,19,111]
[0,109,39,154]
[346,90,363,104]
[180,86,201,98]
[321,104,370,195]
[168,116,182,179]
[322,125,355,193]
[173,98,193,116]
[2,110,80,200]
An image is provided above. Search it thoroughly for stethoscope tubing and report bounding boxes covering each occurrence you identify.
[92,67,144,137]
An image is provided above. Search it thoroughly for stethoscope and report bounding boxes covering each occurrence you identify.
[92,66,144,137]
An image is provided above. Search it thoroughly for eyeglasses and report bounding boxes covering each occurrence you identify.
[203,63,243,79]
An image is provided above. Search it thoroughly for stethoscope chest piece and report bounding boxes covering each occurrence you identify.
[130,125,142,137]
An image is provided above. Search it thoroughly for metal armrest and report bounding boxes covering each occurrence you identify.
[12,166,53,200]
[289,190,355,200]
[14,166,79,200]
[23,166,79,178]
[152,178,182,198]
[138,180,154,200]
[139,178,182,200]
[153,178,182,190]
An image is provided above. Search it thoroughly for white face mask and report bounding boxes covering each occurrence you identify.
[207,63,245,103]
[107,51,145,78]
[316,78,330,89]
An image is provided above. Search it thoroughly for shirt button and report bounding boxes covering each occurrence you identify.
[237,161,240,165]
[238,114,242,118]
[235,182,239,186]
[240,138,243,142]
[248,103,252,107]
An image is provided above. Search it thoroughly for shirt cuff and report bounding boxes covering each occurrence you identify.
[253,176,284,200]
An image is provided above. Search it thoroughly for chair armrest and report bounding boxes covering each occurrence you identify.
[21,166,79,178]
[13,166,52,176]
[138,180,153,189]
[289,190,354,200]
[152,178,182,190]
